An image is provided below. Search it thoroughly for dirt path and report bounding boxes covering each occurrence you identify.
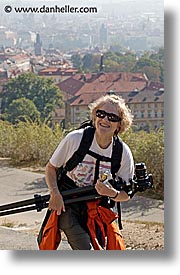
[0,166,164,250]
[0,219,164,250]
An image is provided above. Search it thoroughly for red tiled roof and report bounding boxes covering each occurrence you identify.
[70,88,164,107]
[59,72,164,106]
[10,54,30,63]
[38,67,78,76]
[65,68,78,73]
[125,89,164,104]
[146,81,164,90]
[69,92,105,106]
[59,72,148,97]
[76,72,147,95]
[58,77,84,96]
[39,67,59,73]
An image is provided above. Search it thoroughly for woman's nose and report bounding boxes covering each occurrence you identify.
[102,115,109,122]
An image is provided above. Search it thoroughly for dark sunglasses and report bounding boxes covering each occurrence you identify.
[96,109,121,122]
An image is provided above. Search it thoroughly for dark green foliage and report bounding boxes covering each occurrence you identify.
[0,73,64,122]
[2,98,40,123]
[71,48,164,82]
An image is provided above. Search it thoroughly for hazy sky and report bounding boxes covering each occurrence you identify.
[1,0,164,11]
[1,0,163,4]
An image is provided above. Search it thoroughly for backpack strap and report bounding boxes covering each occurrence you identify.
[87,136,123,181]
[87,150,112,185]
[110,136,123,230]
[63,126,95,173]
[87,137,123,190]
[78,119,94,129]
[111,136,123,179]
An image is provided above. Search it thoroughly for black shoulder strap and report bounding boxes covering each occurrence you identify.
[64,126,95,172]
[111,136,123,179]
[87,135,123,184]
[78,120,94,129]
[111,136,123,230]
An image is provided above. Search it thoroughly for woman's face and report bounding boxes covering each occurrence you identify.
[94,102,120,139]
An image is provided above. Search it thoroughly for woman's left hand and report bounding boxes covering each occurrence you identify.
[95,179,117,198]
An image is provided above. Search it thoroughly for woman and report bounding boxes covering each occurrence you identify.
[45,94,134,250]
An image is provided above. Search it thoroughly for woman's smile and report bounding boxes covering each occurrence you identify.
[99,122,110,128]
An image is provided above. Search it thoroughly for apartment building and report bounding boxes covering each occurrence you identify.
[122,87,164,130]
[57,72,164,130]
[38,67,77,84]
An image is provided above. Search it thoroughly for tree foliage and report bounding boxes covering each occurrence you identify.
[71,48,164,82]
[2,98,40,124]
[0,73,64,122]
[71,53,82,69]
[131,53,162,81]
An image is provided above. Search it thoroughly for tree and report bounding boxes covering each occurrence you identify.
[103,51,137,72]
[82,54,93,71]
[131,50,164,82]
[1,73,64,121]
[150,48,164,82]
[104,59,121,72]
[3,98,40,124]
[71,53,82,69]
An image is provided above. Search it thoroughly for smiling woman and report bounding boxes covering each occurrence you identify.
[89,94,133,135]
[45,93,135,250]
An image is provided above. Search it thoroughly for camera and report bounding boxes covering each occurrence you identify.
[133,162,153,192]
[111,162,153,198]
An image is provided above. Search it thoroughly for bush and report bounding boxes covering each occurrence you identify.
[0,121,164,198]
[0,120,64,166]
[121,128,164,198]
[0,120,15,157]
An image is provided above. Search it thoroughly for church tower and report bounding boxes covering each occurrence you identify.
[34,33,42,56]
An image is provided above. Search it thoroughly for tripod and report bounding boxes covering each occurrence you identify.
[0,185,100,217]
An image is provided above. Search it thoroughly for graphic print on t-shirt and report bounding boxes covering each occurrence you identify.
[69,160,112,187]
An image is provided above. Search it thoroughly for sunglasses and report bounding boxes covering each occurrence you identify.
[96,109,121,122]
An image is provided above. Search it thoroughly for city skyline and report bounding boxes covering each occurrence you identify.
[0,0,164,54]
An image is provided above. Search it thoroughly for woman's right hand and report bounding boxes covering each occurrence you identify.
[48,190,65,215]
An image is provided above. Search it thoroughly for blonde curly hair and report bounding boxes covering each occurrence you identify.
[89,94,133,134]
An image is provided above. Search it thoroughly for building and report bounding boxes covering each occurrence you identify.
[120,87,164,130]
[0,50,31,78]
[57,71,164,130]
[99,24,108,47]
[34,33,42,56]
[38,67,78,84]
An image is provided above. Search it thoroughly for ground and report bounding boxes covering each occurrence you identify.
[0,161,164,250]
[122,220,164,250]
[0,218,164,250]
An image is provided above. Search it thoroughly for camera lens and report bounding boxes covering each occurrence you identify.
[135,163,147,179]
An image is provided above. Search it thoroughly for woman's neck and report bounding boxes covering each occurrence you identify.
[95,132,112,149]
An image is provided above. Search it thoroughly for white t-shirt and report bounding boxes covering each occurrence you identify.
[50,128,134,187]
